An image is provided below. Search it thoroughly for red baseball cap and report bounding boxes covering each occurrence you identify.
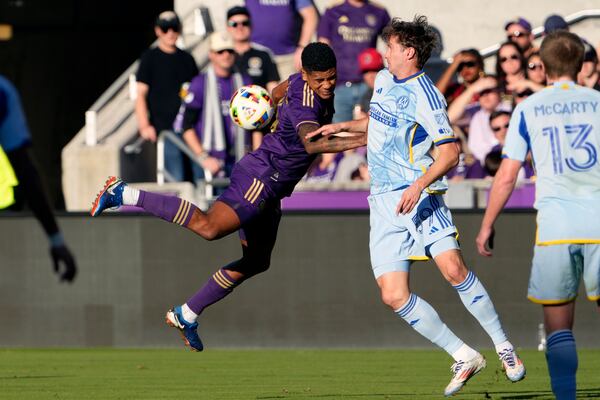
[358,48,384,73]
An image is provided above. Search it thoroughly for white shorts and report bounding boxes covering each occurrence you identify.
[368,190,458,279]
[528,243,600,304]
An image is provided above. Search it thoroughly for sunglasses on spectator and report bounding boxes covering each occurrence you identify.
[457,61,477,72]
[500,54,520,63]
[491,123,509,132]
[507,30,528,39]
[216,49,235,55]
[528,62,543,70]
[158,22,181,33]
[479,88,498,96]
[228,20,251,28]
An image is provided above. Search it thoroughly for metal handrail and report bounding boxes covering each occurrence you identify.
[84,7,213,146]
[478,9,600,59]
[156,130,230,200]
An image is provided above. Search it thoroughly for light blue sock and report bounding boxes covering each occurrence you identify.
[454,271,507,345]
[395,293,464,356]
[546,329,577,400]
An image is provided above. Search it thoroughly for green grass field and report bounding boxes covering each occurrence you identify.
[1,349,598,399]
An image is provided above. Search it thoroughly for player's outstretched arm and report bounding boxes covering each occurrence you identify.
[476,158,522,257]
[306,116,369,140]
[397,141,459,215]
[299,123,366,154]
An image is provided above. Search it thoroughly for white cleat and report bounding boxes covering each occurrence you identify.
[444,353,486,397]
[498,348,526,382]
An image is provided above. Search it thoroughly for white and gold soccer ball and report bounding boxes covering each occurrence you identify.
[229,85,274,130]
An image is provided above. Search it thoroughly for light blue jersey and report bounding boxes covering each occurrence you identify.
[503,81,600,245]
[367,69,456,195]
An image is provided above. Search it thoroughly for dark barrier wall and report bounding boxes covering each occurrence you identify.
[0,212,598,348]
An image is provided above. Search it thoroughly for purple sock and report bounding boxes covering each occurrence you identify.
[137,190,196,226]
[186,269,240,315]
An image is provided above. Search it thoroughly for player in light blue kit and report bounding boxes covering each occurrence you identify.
[311,16,524,396]
[477,31,600,400]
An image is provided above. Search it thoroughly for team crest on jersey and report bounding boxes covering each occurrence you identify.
[366,14,377,27]
[338,15,349,24]
[248,57,263,69]
[397,96,409,110]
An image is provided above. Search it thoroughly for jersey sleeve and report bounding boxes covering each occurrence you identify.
[502,107,529,162]
[414,83,456,146]
[185,75,205,109]
[317,9,333,40]
[136,51,152,84]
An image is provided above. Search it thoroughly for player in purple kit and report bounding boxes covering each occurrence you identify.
[90,43,366,351]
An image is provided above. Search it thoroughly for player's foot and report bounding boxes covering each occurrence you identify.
[444,353,486,397]
[498,348,526,382]
[165,306,204,352]
[90,176,125,216]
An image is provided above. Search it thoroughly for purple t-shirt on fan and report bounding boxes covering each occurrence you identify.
[238,73,334,197]
[179,73,251,165]
[246,0,313,56]
[318,1,390,83]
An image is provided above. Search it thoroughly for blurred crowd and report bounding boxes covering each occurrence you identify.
[134,4,600,188]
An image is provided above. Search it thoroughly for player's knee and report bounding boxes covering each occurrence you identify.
[441,258,468,285]
[380,287,410,310]
[190,218,221,241]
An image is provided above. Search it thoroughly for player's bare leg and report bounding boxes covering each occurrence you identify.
[435,248,525,383]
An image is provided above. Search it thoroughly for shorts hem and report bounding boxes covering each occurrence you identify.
[527,295,577,305]
[372,259,413,279]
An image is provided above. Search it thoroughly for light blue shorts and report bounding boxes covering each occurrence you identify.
[368,190,458,279]
[528,243,600,304]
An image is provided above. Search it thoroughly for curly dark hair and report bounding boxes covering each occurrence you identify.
[381,15,437,69]
[302,42,337,72]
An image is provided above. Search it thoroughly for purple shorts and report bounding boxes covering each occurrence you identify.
[217,164,281,226]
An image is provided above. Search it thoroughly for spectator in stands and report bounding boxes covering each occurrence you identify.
[525,52,546,86]
[436,48,484,105]
[350,162,369,182]
[226,6,280,93]
[355,47,384,118]
[245,0,319,79]
[305,153,340,182]
[446,132,486,181]
[495,41,527,99]
[505,17,537,58]
[317,0,390,123]
[0,75,77,282]
[136,11,199,181]
[177,32,252,183]
[543,14,569,34]
[449,75,511,164]
[578,41,600,91]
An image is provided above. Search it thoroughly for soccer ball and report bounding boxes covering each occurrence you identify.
[229,85,274,130]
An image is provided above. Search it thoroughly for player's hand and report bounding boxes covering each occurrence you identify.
[476,225,495,257]
[305,123,342,140]
[50,245,77,283]
[140,125,157,142]
[396,181,423,215]
[201,156,223,175]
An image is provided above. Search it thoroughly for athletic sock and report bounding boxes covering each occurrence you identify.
[451,343,480,362]
[395,293,465,358]
[122,185,140,206]
[180,303,198,324]
[135,190,197,227]
[453,270,508,345]
[546,329,577,400]
[186,269,240,315]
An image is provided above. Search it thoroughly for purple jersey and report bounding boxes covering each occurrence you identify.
[317,1,390,83]
[238,73,334,197]
[246,0,313,55]
[178,73,251,165]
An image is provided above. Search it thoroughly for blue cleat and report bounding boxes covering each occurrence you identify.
[165,306,204,352]
[90,176,125,217]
